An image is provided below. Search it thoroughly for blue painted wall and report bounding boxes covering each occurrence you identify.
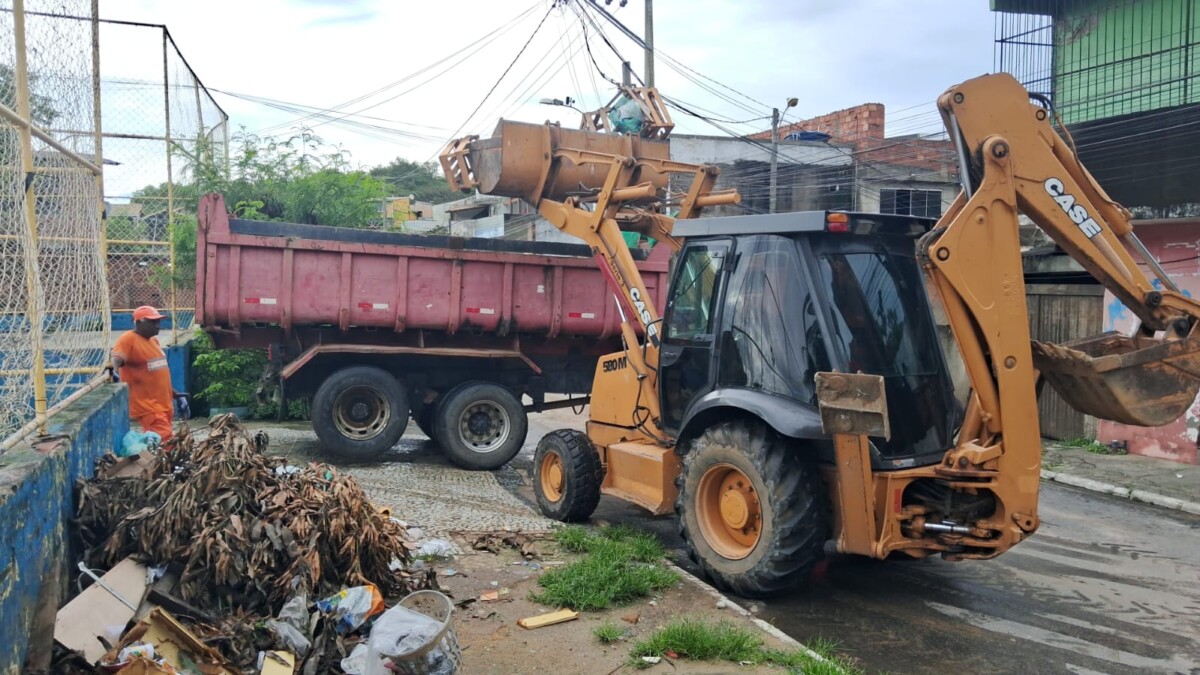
[0,384,128,672]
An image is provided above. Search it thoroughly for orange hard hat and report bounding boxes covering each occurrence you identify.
[133,305,165,322]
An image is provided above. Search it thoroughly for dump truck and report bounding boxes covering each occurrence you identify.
[439,76,1200,596]
[195,193,669,469]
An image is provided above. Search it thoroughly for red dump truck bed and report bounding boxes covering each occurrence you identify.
[197,195,669,342]
[195,193,669,469]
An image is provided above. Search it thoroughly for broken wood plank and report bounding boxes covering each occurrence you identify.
[54,558,149,663]
[517,609,579,629]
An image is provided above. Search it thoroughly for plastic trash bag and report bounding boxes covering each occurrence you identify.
[608,95,645,135]
[119,429,161,457]
[266,619,311,656]
[267,593,312,656]
[341,643,370,675]
[365,604,453,675]
[415,539,456,559]
[316,585,385,634]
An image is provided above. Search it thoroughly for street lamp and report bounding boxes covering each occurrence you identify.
[539,97,583,114]
[770,97,799,214]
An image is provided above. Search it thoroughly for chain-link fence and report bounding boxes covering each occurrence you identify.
[98,20,228,343]
[0,0,108,448]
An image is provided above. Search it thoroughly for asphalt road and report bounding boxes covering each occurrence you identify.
[520,408,1200,675]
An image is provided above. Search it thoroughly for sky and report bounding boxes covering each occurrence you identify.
[96,0,999,196]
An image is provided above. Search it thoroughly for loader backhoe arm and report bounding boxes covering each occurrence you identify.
[927,73,1200,436]
[905,74,1200,560]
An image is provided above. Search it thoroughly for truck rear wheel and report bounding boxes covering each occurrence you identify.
[533,429,603,522]
[312,366,409,460]
[678,421,828,598]
[435,382,528,470]
[415,405,438,441]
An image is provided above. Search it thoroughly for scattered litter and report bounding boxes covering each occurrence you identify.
[1178,473,1185,478]
[621,612,640,624]
[470,532,542,558]
[417,539,457,559]
[316,585,385,634]
[54,557,149,663]
[649,600,658,607]
[490,581,499,587]
[274,464,302,475]
[389,557,406,572]
[101,607,233,674]
[517,609,579,629]
[716,599,728,609]
[665,650,679,659]
[366,591,459,675]
[339,644,370,674]
[480,591,500,602]
[117,643,156,662]
[641,656,662,665]
[408,527,425,539]
[259,650,297,675]
[441,568,458,577]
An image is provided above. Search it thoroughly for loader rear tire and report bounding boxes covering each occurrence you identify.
[677,421,828,598]
[533,429,603,522]
[312,366,409,461]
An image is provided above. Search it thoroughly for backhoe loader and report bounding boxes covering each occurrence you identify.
[439,74,1200,597]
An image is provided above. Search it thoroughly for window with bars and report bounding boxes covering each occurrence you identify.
[879,188,943,218]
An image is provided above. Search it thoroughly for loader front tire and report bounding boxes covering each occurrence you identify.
[678,421,828,598]
[533,429,603,522]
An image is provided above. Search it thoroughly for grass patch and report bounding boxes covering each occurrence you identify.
[1064,437,1126,455]
[593,620,626,643]
[628,618,862,674]
[531,526,679,611]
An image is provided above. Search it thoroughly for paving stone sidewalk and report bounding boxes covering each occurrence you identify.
[1042,439,1200,513]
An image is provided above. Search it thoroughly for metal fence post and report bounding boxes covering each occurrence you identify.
[162,28,176,342]
[13,0,47,434]
[92,0,110,338]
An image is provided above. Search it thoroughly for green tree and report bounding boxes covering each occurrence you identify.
[369,156,460,204]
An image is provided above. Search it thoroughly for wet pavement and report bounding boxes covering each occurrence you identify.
[233,408,1200,674]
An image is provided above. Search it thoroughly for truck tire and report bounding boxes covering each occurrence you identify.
[312,366,409,460]
[677,420,828,598]
[435,382,528,470]
[415,405,438,441]
[533,429,603,522]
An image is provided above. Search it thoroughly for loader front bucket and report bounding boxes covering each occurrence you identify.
[462,120,672,205]
[1032,333,1200,427]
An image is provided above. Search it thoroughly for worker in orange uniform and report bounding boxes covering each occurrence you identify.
[112,305,182,440]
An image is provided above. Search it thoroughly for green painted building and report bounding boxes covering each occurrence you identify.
[993,0,1200,215]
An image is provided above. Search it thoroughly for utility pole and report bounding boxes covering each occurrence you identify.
[769,107,780,214]
[622,61,633,87]
[769,97,798,214]
[644,0,654,88]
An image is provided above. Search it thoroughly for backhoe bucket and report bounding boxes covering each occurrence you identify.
[1032,333,1200,427]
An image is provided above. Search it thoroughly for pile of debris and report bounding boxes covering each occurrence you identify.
[58,415,440,673]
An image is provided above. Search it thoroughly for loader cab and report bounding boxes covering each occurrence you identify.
[661,211,963,470]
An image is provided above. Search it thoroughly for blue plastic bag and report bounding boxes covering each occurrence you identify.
[119,429,162,457]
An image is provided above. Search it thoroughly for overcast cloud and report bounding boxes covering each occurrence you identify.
[100,0,997,182]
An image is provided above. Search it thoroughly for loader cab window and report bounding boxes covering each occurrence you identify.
[814,242,959,459]
[717,236,830,406]
[661,241,729,431]
[666,244,725,341]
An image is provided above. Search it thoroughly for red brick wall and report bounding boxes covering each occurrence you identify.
[751,103,885,144]
[751,103,952,173]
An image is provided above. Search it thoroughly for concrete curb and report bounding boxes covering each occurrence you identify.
[663,561,836,668]
[1042,469,1200,515]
